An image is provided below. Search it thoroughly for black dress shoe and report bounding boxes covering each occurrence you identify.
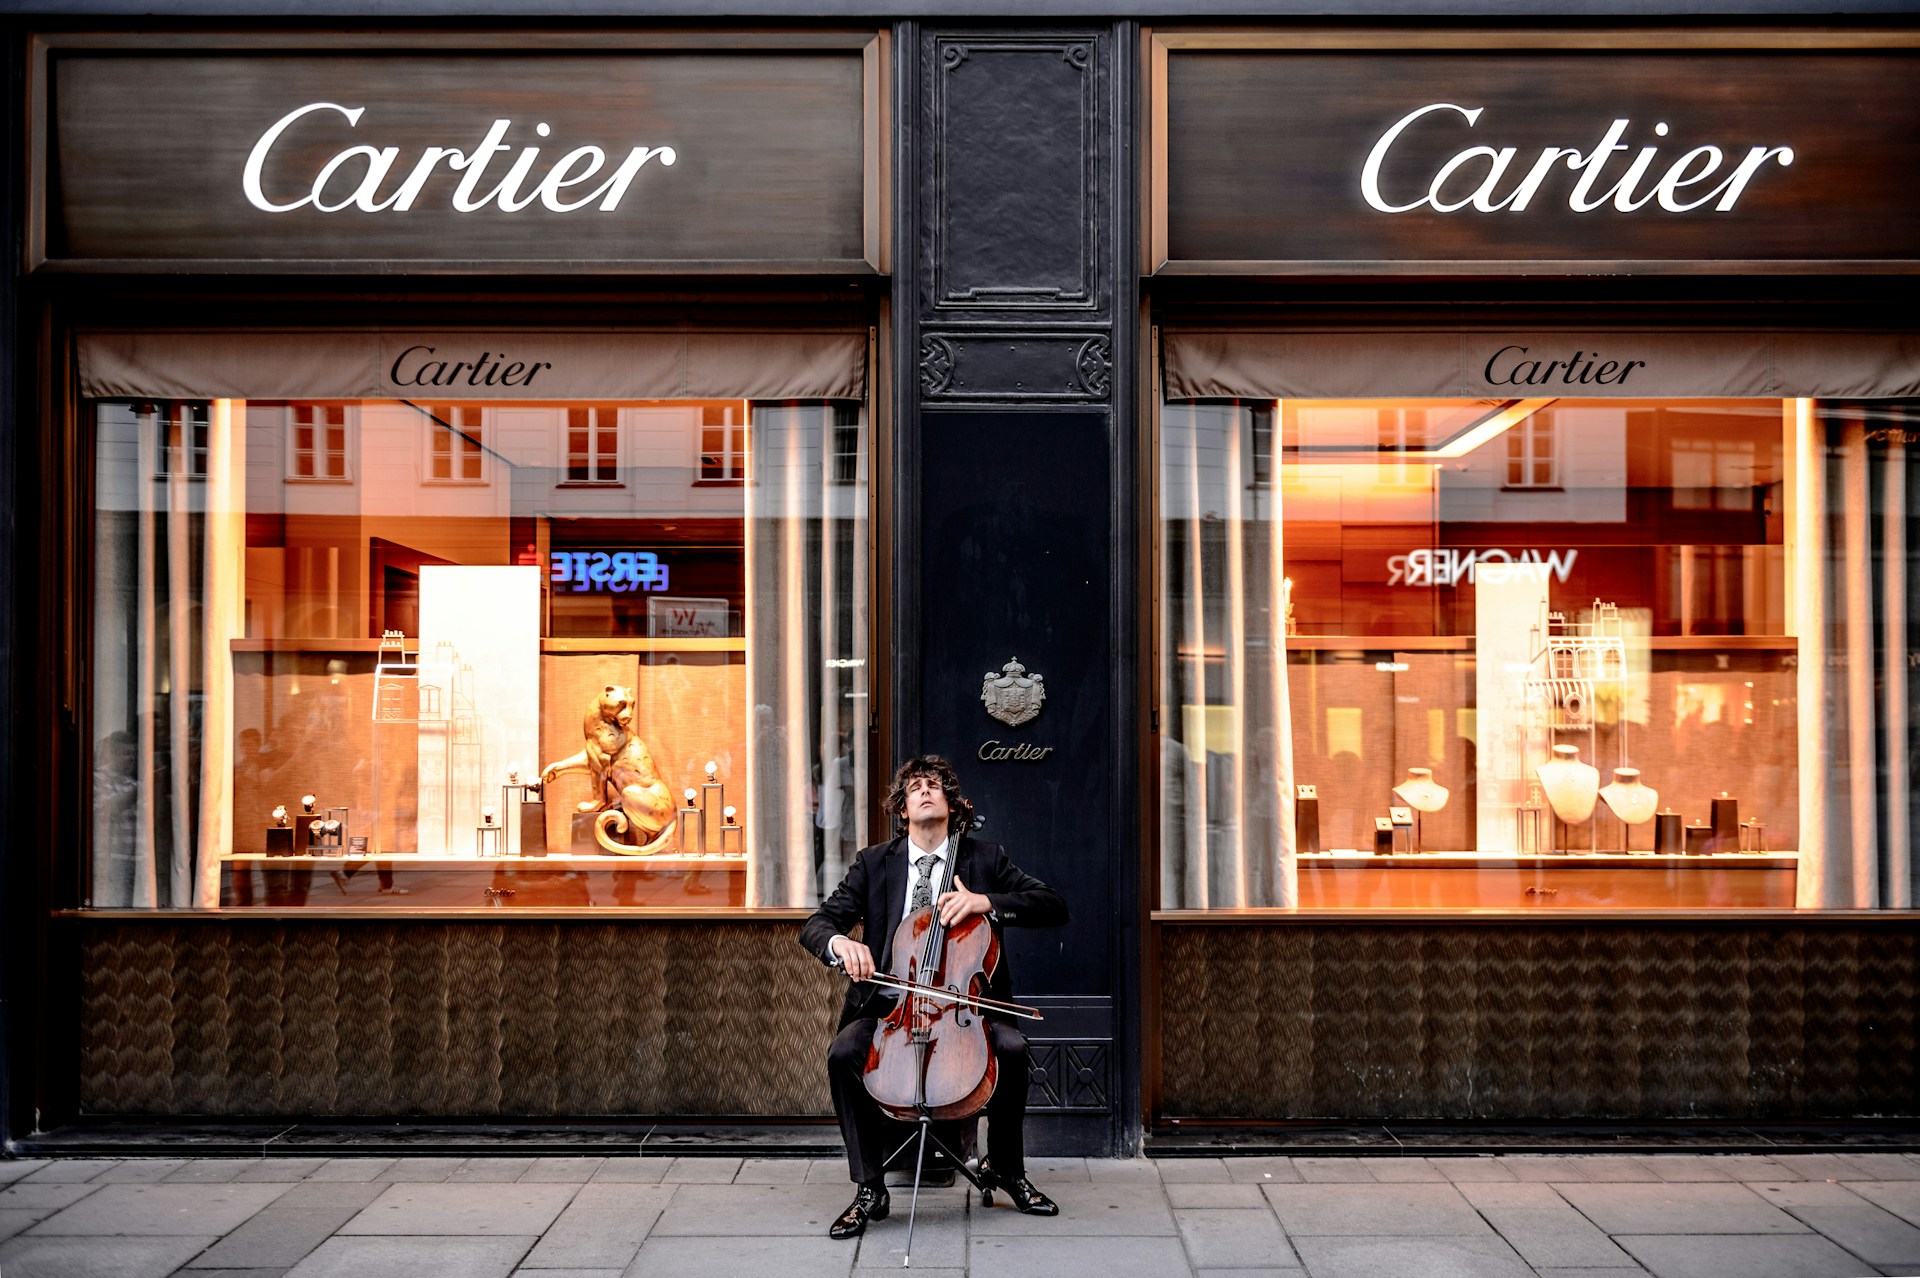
[829,1183,890,1239]
[976,1157,1059,1216]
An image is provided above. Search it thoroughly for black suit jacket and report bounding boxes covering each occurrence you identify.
[800,833,1069,1030]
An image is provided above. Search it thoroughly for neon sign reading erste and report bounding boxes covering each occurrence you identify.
[549,551,670,594]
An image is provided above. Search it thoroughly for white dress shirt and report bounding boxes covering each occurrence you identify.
[902,836,953,922]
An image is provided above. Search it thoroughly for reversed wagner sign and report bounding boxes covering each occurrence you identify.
[36,38,877,270]
[1156,43,1920,271]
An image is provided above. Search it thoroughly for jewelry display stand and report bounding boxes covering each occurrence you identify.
[1599,767,1659,852]
[1522,600,1626,854]
[1391,768,1448,853]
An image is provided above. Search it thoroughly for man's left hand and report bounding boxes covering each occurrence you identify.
[936,877,993,927]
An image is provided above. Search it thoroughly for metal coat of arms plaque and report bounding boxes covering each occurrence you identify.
[981,657,1046,727]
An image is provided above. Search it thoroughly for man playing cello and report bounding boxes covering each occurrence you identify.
[800,754,1069,1239]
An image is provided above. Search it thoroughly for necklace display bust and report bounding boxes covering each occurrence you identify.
[1392,767,1450,814]
[1600,767,1659,825]
[1536,744,1600,824]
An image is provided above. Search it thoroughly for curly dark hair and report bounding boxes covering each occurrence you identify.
[885,754,976,838]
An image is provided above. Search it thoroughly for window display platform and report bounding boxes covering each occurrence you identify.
[220,853,747,908]
[1296,852,1796,910]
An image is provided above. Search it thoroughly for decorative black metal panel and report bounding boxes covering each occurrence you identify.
[1157,923,1920,1121]
[1027,1041,1112,1111]
[918,331,1112,400]
[896,23,1133,1155]
[926,35,1104,313]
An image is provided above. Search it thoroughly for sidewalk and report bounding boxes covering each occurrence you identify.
[3,1151,1920,1278]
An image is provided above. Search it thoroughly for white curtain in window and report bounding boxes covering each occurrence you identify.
[1159,402,1296,909]
[1795,400,1918,909]
[745,404,869,907]
[91,400,246,908]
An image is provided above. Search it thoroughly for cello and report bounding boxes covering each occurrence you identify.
[856,854,1041,1265]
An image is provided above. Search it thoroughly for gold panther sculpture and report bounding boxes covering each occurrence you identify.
[540,685,675,855]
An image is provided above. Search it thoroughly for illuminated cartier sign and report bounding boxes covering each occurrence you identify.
[243,103,679,214]
[1360,104,1794,215]
[1388,548,1579,588]
[549,551,670,594]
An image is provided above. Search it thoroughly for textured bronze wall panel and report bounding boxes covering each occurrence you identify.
[79,922,842,1118]
[1159,924,1920,1121]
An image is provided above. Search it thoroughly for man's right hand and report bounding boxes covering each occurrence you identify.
[828,936,876,981]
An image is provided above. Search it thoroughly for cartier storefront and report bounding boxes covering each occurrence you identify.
[12,29,893,1139]
[6,18,1920,1159]
[1141,27,1920,1133]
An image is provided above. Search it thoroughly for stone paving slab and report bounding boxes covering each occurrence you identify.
[1749,1181,1866,1208]
[1174,1206,1298,1269]
[167,1159,266,1183]
[1566,1158,1667,1183]
[287,1234,535,1278]
[19,1158,123,1183]
[1613,1232,1869,1278]
[520,1183,676,1270]
[1358,1157,1446,1183]
[969,1181,1176,1237]
[1294,1158,1376,1184]
[735,1158,812,1183]
[588,1159,672,1184]
[1026,1157,1093,1182]
[28,1182,291,1236]
[1432,1157,1519,1183]
[1,1151,1917,1276]
[1555,1182,1808,1235]
[1224,1157,1304,1185]
[1840,1178,1920,1225]
[1635,1156,1740,1183]
[305,1158,396,1183]
[853,1193,969,1269]
[0,1160,49,1183]
[186,1182,386,1269]
[1290,1234,1533,1278]
[235,1158,331,1184]
[1784,1202,1920,1267]
[1168,1181,1268,1208]
[522,1158,607,1183]
[0,1181,102,1211]
[373,1157,468,1183]
[1264,1183,1491,1237]
[652,1182,859,1236]
[94,1159,191,1183]
[1089,1159,1165,1185]
[454,1158,539,1183]
[1495,1156,1595,1183]
[660,1157,741,1184]
[968,1233,1191,1278]
[625,1234,856,1278]
[1158,1159,1233,1184]
[341,1183,579,1236]
[0,1232,221,1278]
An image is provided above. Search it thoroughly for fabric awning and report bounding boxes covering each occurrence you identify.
[78,329,868,402]
[1161,330,1920,401]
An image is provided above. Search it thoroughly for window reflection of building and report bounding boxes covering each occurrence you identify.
[288,403,351,481]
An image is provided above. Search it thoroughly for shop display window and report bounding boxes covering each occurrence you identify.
[89,386,869,911]
[1157,387,1920,911]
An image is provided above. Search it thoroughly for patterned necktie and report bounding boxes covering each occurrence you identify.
[911,854,940,912]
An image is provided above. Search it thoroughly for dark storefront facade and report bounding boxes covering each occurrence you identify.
[2,12,1917,1160]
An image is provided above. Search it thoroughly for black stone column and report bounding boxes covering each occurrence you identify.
[891,24,1139,1157]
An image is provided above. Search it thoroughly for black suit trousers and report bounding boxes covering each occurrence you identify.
[827,1017,1030,1186]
